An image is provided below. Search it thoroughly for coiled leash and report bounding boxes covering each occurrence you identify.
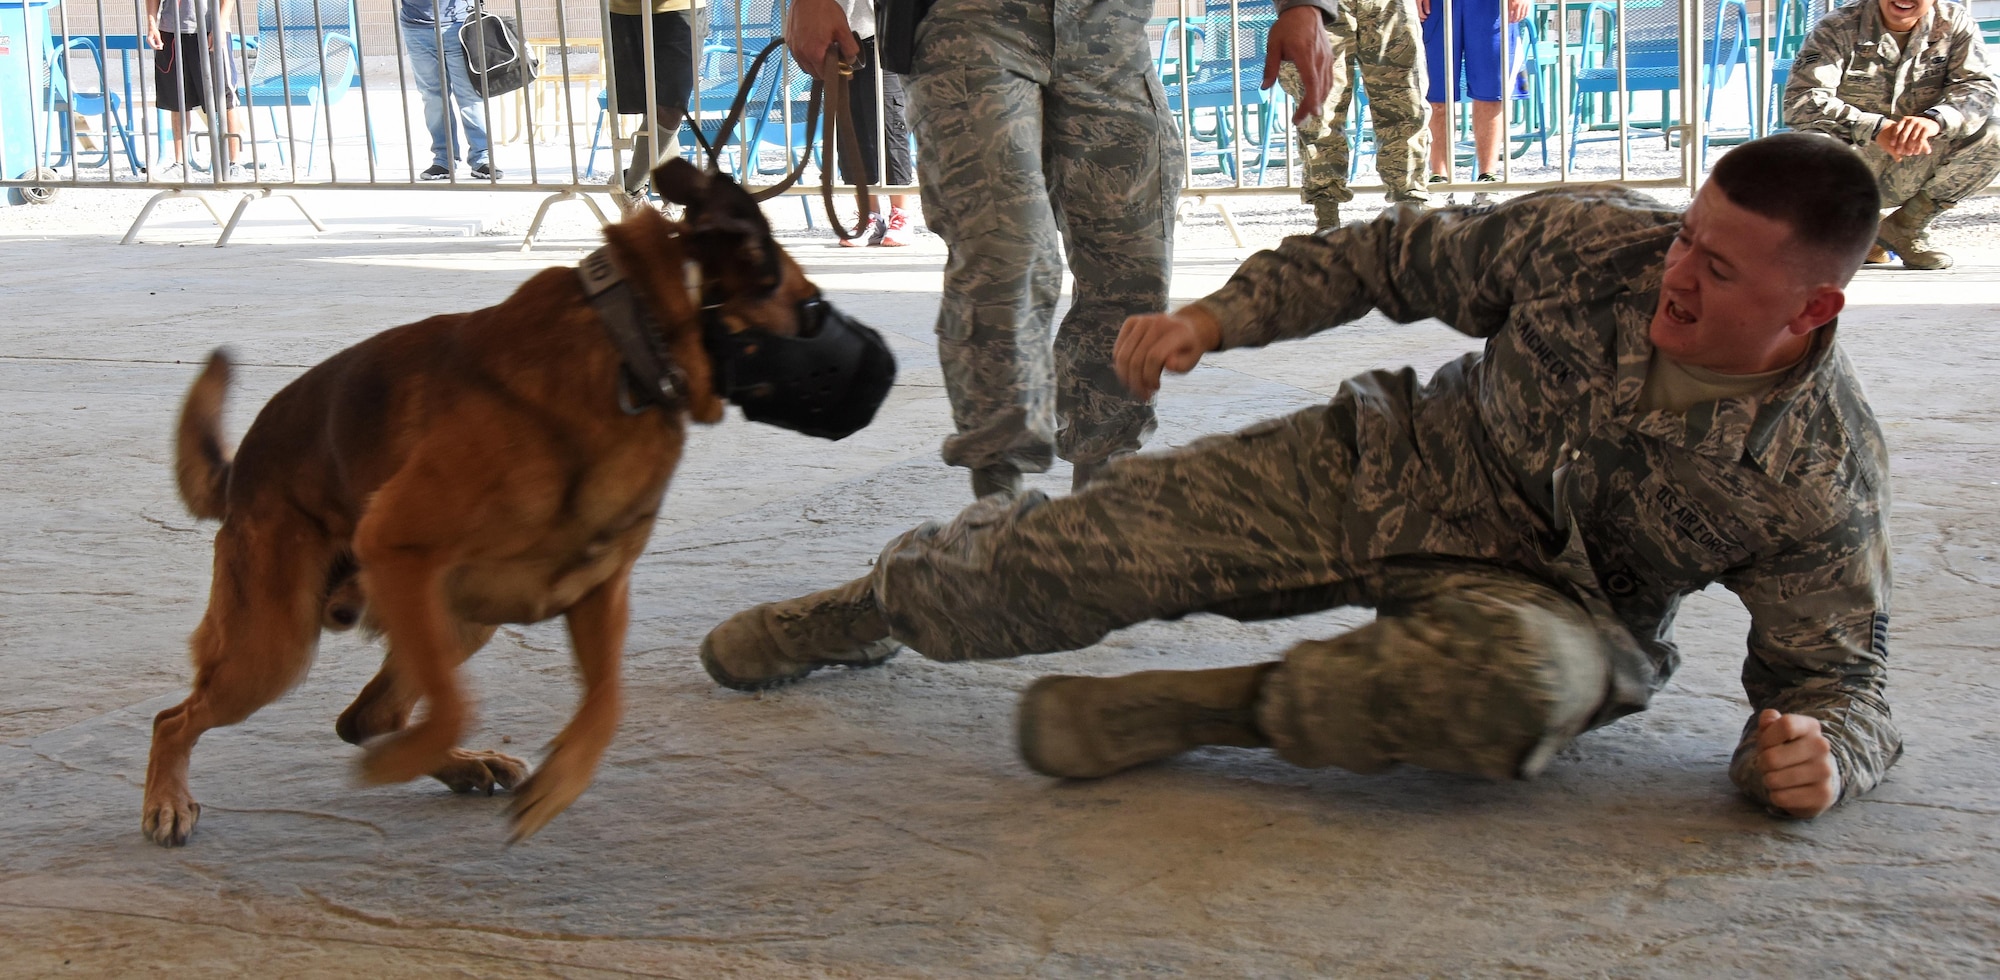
[682,39,873,242]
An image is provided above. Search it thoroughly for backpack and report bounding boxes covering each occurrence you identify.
[459,3,539,98]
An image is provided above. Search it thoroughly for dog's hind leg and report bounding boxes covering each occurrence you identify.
[508,564,632,842]
[335,623,528,795]
[143,517,329,846]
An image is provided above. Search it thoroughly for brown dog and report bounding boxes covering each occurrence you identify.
[143,159,892,846]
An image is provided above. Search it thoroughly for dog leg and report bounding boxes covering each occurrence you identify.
[334,623,529,794]
[508,566,631,842]
[352,555,470,786]
[144,520,326,846]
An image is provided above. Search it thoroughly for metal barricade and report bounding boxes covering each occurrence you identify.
[2,0,1990,249]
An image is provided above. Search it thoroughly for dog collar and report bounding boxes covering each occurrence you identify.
[578,246,689,415]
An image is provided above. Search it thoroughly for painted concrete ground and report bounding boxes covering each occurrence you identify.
[2,188,1996,976]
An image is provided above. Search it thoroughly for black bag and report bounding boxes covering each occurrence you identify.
[459,3,539,98]
[874,0,936,75]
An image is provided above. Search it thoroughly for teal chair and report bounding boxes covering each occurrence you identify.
[238,0,376,174]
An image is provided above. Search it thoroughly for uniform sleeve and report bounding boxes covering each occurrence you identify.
[1782,22,1888,143]
[1719,497,1901,811]
[1928,15,2000,138]
[1188,197,1561,352]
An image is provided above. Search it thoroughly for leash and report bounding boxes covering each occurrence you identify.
[682,38,872,242]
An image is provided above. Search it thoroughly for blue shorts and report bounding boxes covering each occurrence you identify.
[1421,0,1526,103]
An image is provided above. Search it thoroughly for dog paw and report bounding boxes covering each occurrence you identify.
[142,798,201,847]
[430,749,530,795]
[505,746,596,843]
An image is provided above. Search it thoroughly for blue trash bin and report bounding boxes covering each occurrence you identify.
[0,0,58,204]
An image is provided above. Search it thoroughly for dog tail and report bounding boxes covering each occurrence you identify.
[175,350,235,520]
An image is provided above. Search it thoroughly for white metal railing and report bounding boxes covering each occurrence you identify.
[3,0,1987,247]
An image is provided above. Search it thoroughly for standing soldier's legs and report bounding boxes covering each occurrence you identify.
[905,1,1063,497]
[1278,21,1357,230]
[703,402,1373,689]
[1866,120,2000,270]
[1020,565,1636,781]
[1354,0,1432,204]
[1047,0,1182,485]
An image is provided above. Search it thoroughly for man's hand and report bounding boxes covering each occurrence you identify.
[1506,0,1530,22]
[1875,115,1940,160]
[1264,7,1334,124]
[1417,0,1430,19]
[147,17,163,50]
[1113,307,1222,401]
[784,0,860,78]
[1754,709,1843,819]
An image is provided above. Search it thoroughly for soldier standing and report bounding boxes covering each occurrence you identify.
[786,0,1338,499]
[1784,0,1999,269]
[702,135,1898,821]
[1276,0,1434,230]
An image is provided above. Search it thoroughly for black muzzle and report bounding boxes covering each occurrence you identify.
[703,297,896,440]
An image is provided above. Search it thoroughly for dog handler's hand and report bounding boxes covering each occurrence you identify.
[784,0,860,77]
[1114,307,1222,401]
[1265,6,1334,124]
[1754,709,1843,819]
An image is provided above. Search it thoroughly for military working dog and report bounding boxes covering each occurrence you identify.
[144,159,894,846]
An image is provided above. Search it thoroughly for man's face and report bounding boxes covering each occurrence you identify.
[1650,184,1837,374]
[1878,0,1935,32]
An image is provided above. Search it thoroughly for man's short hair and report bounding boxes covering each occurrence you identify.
[1707,133,1880,285]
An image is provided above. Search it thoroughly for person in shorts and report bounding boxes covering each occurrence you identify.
[1419,0,1528,202]
[147,0,251,181]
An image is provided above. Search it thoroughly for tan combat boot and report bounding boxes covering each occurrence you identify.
[700,578,901,690]
[1876,193,1954,270]
[1016,663,1276,779]
[1311,200,1342,233]
[971,463,1022,500]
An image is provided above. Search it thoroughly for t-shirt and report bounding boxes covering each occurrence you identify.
[398,0,474,28]
[154,0,226,36]
[1636,351,1792,414]
[838,0,877,40]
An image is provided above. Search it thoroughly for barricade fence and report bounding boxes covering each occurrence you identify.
[2,0,1991,247]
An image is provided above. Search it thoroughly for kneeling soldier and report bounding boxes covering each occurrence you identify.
[1783,0,1999,269]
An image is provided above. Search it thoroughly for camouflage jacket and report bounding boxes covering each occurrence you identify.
[1783,0,1998,143]
[1190,186,1898,808]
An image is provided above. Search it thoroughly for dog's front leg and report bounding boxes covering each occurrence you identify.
[508,564,631,842]
[353,556,470,787]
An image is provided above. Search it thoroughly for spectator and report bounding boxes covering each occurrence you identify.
[1419,0,1528,203]
[1277,0,1432,230]
[784,0,1338,498]
[1783,0,1999,270]
[399,0,500,181]
[608,0,699,209]
[146,0,251,181]
[832,0,915,247]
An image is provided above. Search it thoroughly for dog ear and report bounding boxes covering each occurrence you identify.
[651,158,708,207]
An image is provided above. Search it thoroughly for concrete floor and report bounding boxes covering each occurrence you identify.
[2,188,1997,976]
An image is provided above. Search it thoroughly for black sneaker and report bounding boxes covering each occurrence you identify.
[1428,173,1452,206]
[470,162,502,180]
[420,164,451,181]
[1471,172,1502,206]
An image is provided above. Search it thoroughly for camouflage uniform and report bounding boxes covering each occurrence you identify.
[1276,0,1433,216]
[1783,0,2000,207]
[871,186,1899,805]
[902,0,1332,475]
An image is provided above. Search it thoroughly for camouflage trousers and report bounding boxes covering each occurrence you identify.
[870,404,1645,781]
[1860,117,2000,208]
[1275,0,1432,209]
[903,0,1183,473]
